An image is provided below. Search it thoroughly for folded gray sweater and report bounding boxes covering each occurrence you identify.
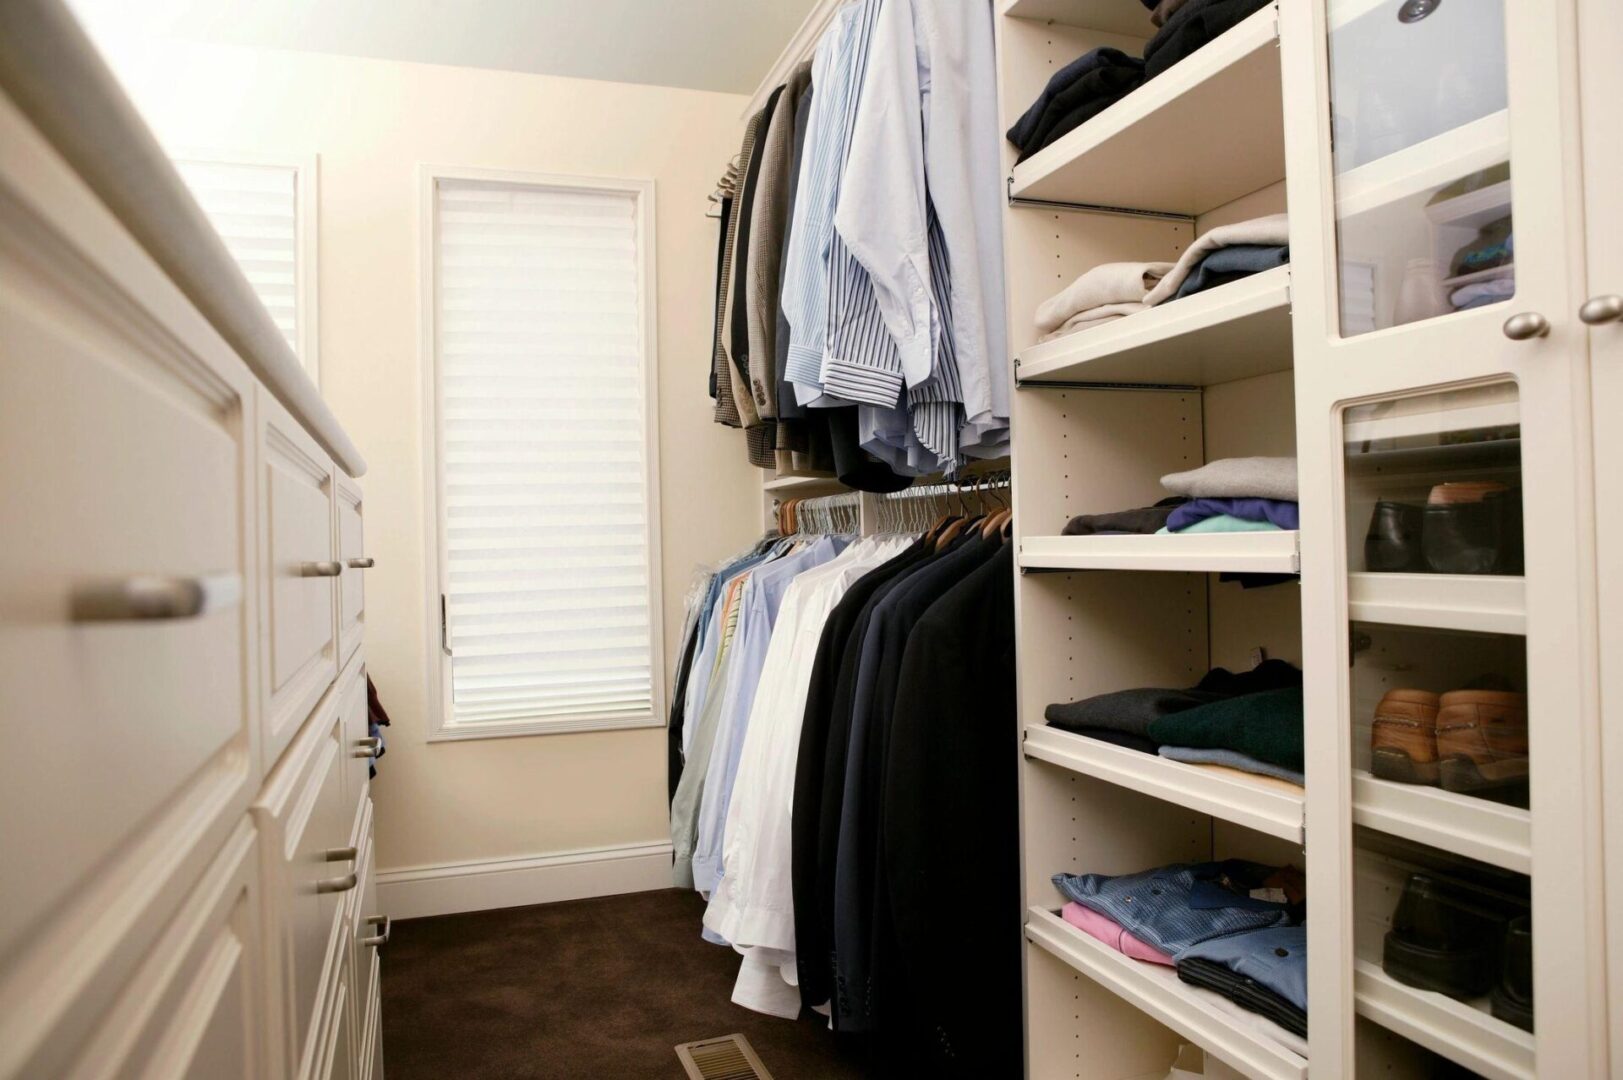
[1161,457,1298,502]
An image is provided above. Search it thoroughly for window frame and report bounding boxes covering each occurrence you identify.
[170,147,321,385]
[417,164,665,742]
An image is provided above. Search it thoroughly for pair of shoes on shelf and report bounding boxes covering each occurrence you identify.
[1365,481,1524,575]
[1384,872,1533,1030]
[1369,685,1528,805]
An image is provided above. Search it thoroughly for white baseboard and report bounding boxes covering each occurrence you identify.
[376,840,674,920]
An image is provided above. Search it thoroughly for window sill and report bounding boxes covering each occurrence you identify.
[427,712,664,743]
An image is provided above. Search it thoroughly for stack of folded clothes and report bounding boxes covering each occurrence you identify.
[1035,215,1289,343]
[1446,216,1515,311]
[1006,0,1273,162]
[1158,456,1299,535]
[1044,658,1302,780]
[1053,860,1308,1048]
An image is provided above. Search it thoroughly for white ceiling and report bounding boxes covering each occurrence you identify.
[67,0,821,96]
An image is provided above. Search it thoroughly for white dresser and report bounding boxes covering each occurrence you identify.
[0,47,383,1080]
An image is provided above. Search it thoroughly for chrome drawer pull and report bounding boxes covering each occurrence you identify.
[325,846,358,863]
[361,915,391,947]
[316,872,358,895]
[301,561,343,577]
[352,737,382,758]
[1501,311,1550,340]
[347,557,375,569]
[71,573,242,622]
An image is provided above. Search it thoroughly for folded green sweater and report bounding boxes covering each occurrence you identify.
[1147,687,1303,771]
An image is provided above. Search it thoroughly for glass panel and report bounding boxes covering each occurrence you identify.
[1327,0,1514,337]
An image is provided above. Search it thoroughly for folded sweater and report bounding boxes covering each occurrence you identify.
[1147,687,1305,772]
[1156,516,1280,535]
[1144,215,1290,306]
[1161,456,1298,502]
[1008,47,1139,152]
[1018,52,1146,161]
[1143,0,1274,81]
[1173,244,1289,300]
[1062,496,1188,536]
[1037,262,1173,335]
[1167,497,1299,532]
[1046,660,1300,738]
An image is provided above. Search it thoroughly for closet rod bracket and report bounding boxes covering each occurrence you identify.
[1006,178,1196,224]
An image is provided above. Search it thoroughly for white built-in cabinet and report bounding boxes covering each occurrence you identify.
[0,79,383,1080]
[996,0,1618,1075]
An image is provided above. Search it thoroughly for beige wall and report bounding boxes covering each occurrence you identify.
[94,36,762,873]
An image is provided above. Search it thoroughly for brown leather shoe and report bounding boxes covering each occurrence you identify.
[1370,689,1442,785]
[1437,690,1529,803]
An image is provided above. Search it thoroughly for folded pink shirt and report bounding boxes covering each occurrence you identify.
[1061,901,1175,966]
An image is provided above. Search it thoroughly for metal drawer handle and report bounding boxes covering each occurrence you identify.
[1579,294,1623,325]
[325,846,358,863]
[71,573,242,622]
[1502,311,1550,340]
[301,561,343,578]
[352,737,382,758]
[361,915,391,948]
[316,872,358,895]
[347,557,375,569]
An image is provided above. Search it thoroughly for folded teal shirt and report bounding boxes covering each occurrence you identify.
[1147,687,1304,771]
[1156,515,1282,535]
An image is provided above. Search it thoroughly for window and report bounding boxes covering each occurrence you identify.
[421,167,662,741]
[173,152,319,382]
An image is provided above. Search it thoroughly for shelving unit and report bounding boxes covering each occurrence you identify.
[1026,908,1309,1080]
[1020,531,1300,574]
[1354,960,1535,1080]
[1008,7,1284,216]
[1015,266,1293,387]
[1347,573,1525,636]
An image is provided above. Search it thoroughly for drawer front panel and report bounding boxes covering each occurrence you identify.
[0,178,255,994]
[335,475,365,668]
[340,664,371,835]
[260,389,338,768]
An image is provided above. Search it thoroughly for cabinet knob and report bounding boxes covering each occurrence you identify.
[301,561,344,578]
[71,573,241,622]
[352,736,382,758]
[361,914,391,948]
[1579,295,1623,326]
[347,557,375,569]
[316,872,358,895]
[1501,312,1550,340]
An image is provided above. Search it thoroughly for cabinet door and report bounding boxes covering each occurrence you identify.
[260,386,340,770]
[340,664,371,841]
[1578,0,1623,1071]
[334,473,366,668]
[1280,0,1601,1074]
[318,945,356,1080]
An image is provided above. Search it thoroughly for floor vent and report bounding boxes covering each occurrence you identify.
[674,1033,774,1080]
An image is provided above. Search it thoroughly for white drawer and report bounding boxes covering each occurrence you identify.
[334,472,367,668]
[0,118,258,1080]
[259,387,340,769]
[347,812,382,1047]
[338,660,371,844]
[59,819,265,1080]
[253,695,353,1080]
[315,941,356,1080]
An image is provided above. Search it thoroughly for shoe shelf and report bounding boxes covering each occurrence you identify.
[1015,266,1293,387]
[1026,907,1310,1080]
[1335,109,1510,221]
[1025,725,1304,841]
[1347,573,1525,636]
[998,0,1156,35]
[1352,771,1531,874]
[1007,6,1284,217]
[1354,959,1535,1080]
[1020,531,1300,574]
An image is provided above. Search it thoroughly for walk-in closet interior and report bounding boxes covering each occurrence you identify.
[2,0,1620,1077]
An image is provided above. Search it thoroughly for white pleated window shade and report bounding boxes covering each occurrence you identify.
[433,178,654,731]
[173,158,301,356]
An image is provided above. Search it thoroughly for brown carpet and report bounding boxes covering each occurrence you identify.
[380,888,877,1079]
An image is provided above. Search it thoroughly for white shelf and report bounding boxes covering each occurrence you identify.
[761,472,844,494]
[1347,573,1525,636]
[1352,771,1530,874]
[1355,959,1535,1080]
[1024,725,1304,842]
[1026,907,1310,1080]
[1425,179,1513,230]
[999,0,1156,35]
[1336,110,1511,220]
[1020,531,1300,574]
[1016,266,1293,387]
[1007,7,1283,217]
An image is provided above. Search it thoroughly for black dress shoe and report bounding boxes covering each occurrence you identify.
[1422,490,1523,575]
[1383,872,1524,1000]
[1365,501,1425,572]
[1491,915,1534,1032]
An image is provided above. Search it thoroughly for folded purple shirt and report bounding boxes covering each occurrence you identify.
[1167,497,1299,532]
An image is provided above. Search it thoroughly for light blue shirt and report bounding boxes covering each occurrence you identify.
[691,537,844,897]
